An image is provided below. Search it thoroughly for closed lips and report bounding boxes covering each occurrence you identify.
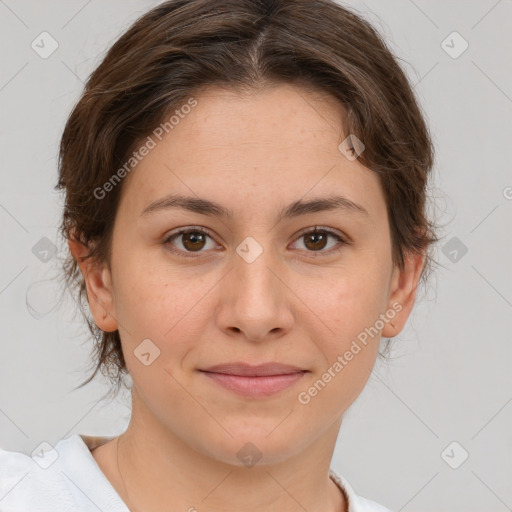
[198,363,309,398]
[199,363,308,377]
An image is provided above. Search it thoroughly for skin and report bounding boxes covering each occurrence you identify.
[69,83,424,512]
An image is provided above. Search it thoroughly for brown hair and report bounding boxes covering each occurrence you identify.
[56,0,439,398]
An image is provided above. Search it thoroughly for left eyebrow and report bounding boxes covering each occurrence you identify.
[140,193,369,221]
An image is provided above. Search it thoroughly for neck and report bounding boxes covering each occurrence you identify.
[111,389,346,512]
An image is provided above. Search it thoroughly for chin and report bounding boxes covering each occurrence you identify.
[194,422,311,468]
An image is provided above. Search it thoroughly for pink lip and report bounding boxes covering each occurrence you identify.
[199,362,308,398]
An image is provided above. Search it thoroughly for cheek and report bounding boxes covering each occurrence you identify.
[300,346,377,422]
[308,261,390,392]
[111,257,218,387]
[322,266,389,339]
[298,274,385,416]
[113,252,209,336]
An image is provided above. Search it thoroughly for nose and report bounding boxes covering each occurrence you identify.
[215,237,295,342]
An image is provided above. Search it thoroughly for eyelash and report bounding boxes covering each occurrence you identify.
[163,226,349,259]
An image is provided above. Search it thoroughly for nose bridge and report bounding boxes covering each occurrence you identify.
[233,234,280,303]
[217,233,294,340]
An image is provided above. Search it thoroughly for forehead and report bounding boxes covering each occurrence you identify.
[176,83,348,149]
[117,83,385,223]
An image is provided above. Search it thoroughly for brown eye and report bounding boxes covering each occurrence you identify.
[292,227,348,255]
[164,226,348,259]
[164,228,217,257]
[181,232,207,251]
[303,230,329,251]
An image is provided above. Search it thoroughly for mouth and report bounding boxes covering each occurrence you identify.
[198,362,309,398]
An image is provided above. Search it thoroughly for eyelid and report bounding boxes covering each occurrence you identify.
[164,225,213,239]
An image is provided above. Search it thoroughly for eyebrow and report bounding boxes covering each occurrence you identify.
[140,193,369,221]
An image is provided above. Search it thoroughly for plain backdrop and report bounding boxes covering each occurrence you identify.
[1,1,511,511]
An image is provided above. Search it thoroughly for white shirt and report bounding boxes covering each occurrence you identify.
[0,434,392,511]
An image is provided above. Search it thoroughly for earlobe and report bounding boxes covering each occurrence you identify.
[381,251,425,338]
[68,238,118,333]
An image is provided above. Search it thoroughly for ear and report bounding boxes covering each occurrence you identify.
[68,238,118,333]
[381,250,425,338]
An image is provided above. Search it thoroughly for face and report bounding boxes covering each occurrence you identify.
[74,83,422,466]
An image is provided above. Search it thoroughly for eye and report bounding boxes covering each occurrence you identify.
[164,227,218,258]
[290,226,348,256]
[163,226,349,258]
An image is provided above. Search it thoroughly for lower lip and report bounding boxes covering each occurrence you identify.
[201,371,307,398]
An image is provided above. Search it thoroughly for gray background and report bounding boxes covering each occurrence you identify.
[1,1,511,510]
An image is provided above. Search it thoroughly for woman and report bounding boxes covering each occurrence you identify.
[0,0,437,510]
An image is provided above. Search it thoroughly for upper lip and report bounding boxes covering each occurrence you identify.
[200,362,307,377]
